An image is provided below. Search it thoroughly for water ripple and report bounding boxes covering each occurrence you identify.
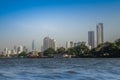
[0,58,120,80]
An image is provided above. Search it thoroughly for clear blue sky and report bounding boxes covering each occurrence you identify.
[0,0,120,50]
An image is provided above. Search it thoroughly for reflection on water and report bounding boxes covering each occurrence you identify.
[0,58,120,80]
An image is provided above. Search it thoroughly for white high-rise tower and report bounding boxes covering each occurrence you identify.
[97,23,104,46]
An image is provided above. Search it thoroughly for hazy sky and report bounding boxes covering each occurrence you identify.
[0,0,120,50]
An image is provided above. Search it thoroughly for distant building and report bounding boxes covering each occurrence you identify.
[23,46,28,52]
[32,40,35,50]
[51,39,57,51]
[17,46,23,54]
[70,41,74,48]
[11,49,17,55]
[4,48,8,55]
[7,50,11,56]
[43,37,50,51]
[88,31,95,49]
[4,48,11,57]
[66,41,70,49]
[97,23,104,46]
[66,41,74,49]
[28,50,39,58]
[74,43,77,47]
[43,37,57,51]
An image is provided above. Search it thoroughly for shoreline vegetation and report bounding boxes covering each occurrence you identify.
[0,38,120,58]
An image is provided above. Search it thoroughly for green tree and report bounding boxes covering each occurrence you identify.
[115,38,120,47]
[74,44,90,56]
[43,48,56,57]
[57,47,65,54]
[38,52,42,57]
[90,48,98,57]
[18,51,27,57]
[92,42,120,57]
[66,48,77,55]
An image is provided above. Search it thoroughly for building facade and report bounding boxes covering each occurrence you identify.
[66,41,74,49]
[32,40,35,50]
[97,23,104,46]
[43,37,50,51]
[43,37,57,51]
[88,31,95,49]
[17,45,23,54]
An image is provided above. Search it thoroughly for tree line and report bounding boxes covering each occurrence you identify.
[3,38,119,58]
[43,38,120,58]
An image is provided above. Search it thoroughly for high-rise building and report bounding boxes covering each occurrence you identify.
[66,41,70,49]
[51,39,57,51]
[4,48,8,54]
[74,43,77,47]
[96,23,104,46]
[23,46,28,52]
[11,49,16,55]
[43,37,50,50]
[32,40,35,50]
[66,41,74,49]
[70,41,74,48]
[43,37,57,51]
[17,45,23,54]
[88,31,95,49]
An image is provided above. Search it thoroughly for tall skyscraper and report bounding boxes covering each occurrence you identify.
[88,31,95,49]
[51,39,57,51]
[96,23,104,46]
[32,40,35,50]
[43,37,50,51]
[17,45,23,54]
[43,37,57,51]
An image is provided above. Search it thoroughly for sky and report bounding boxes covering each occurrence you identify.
[0,0,120,50]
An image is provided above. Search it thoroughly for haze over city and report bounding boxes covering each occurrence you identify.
[0,0,120,50]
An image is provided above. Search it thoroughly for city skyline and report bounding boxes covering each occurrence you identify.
[0,0,120,49]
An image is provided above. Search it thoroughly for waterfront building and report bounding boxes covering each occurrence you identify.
[4,48,11,57]
[17,45,23,54]
[23,46,28,52]
[74,43,77,47]
[32,40,35,50]
[52,39,57,51]
[28,50,39,58]
[43,37,50,51]
[96,23,104,46]
[66,41,71,49]
[11,49,17,55]
[66,41,73,49]
[88,31,95,49]
[43,37,57,51]
[70,41,74,48]
[4,48,8,55]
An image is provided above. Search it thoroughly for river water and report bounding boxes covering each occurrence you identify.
[0,58,120,80]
